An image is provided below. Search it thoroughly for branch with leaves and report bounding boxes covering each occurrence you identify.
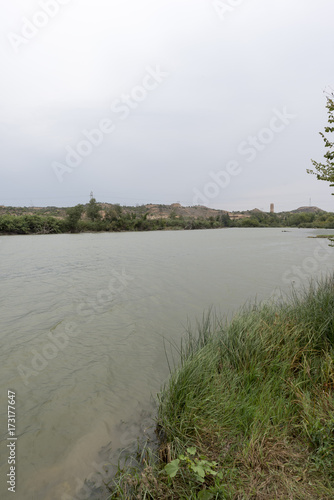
[307,89,334,192]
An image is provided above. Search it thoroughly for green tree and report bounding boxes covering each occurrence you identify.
[239,217,260,227]
[220,212,231,227]
[104,204,123,222]
[66,204,84,232]
[307,91,334,191]
[86,198,101,221]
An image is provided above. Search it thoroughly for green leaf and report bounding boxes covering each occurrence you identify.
[187,446,197,455]
[191,464,205,478]
[208,469,217,476]
[197,490,214,500]
[164,459,180,478]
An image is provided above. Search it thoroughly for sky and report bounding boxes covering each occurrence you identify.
[0,0,334,212]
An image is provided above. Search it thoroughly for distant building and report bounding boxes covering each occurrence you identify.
[270,203,274,213]
[228,213,251,221]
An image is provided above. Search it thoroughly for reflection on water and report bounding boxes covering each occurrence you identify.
[0,228,333,499]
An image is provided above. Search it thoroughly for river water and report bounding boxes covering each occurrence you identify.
[1,228,333,499]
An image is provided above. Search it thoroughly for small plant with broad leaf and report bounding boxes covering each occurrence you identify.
[164,446,223,486]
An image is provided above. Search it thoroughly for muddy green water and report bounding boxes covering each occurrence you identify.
[1,228,333,499]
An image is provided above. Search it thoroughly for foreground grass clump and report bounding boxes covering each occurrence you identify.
[108,278,334,499]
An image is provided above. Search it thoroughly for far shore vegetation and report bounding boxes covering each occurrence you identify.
[107,277,334,499]
[1,199,334,235]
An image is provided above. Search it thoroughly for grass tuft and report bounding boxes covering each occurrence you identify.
[108,276,334,499]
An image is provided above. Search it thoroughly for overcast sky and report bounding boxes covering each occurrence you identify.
[1,0,333,212]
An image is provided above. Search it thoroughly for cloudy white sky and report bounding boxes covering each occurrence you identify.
[1,0,333,212]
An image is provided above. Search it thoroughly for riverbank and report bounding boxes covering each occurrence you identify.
[1,202,334,235]
[108,277,334,499]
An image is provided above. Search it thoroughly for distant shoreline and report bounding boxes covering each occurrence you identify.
[0,202,333,235]
[2,226,334,237]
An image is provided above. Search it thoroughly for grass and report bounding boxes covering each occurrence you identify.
[308,234,334,239]
[107,277,334,499]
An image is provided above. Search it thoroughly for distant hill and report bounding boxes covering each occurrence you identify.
[289,206,325,214]
[0,203,328,220]
[249,208,264,213]
[100,203,230,220]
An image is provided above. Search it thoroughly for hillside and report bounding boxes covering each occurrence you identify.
[0,203,229,220]
[0,203,327,220]
[110,203,230,220]
[290,206,325,214]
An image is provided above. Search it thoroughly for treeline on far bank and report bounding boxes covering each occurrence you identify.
[0,199,334,235]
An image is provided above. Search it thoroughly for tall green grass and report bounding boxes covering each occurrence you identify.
[109,277,334,499]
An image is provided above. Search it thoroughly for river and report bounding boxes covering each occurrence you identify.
[1,228,333,499]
